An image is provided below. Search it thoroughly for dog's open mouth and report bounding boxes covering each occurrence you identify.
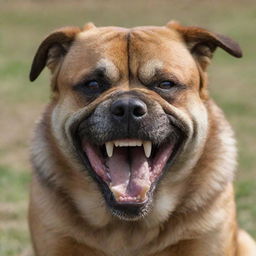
[81,138,176,205]
[70,101,187,218]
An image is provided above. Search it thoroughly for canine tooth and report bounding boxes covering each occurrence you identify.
[106,142,114,157]
[143,141,152,158]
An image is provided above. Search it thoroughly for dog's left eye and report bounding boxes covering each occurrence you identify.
[157,81,176,90]
[85,80,100,89]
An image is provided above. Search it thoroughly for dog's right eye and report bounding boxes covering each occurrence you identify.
[74,79,109,97]
[82,80,104,95]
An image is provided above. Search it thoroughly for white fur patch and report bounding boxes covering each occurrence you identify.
[96,58,119,82]
[139,59,163,82]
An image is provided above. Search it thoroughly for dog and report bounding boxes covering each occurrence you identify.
[29,21,256,256]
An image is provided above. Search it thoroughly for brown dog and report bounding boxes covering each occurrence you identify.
[29,21,256,256]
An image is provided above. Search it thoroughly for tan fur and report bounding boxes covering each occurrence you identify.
[29,22,255,256]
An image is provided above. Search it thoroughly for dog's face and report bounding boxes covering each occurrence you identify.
[30,22,241,222]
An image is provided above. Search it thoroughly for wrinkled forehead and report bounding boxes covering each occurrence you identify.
[60,26,198,85]
[128,27,198,84]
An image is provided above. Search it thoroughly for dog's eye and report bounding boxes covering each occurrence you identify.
[157,81,176,90]
[85,80,100,89]
[74,78,110,97]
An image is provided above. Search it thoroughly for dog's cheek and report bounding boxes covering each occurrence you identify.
[165,93,209,182]
[50,100,113,227]
[50,97,79,147]
[186,94,208,145]
[145,95,209,226]
[179,94,209,171]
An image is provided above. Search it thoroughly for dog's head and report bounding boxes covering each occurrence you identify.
[30,22,241,223]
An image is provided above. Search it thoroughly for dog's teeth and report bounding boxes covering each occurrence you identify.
[143,141,152,158]
[139,185,150,200]
[129,141,137,147]
[113,140,143,147]
[136,141,142,146]
[105,142,114,157]
[114,141,120,147]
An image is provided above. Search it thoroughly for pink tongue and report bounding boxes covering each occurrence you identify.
[83,141,174,203]
[107,147,151,201]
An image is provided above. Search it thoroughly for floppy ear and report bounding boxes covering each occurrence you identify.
[167,21,242,99]
[29,26,81,81]
[167,21,242,70]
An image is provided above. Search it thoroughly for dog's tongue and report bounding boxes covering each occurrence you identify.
[107,147,151,202]
[83,141,174,203]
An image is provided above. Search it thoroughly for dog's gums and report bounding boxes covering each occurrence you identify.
[82,139,174,204]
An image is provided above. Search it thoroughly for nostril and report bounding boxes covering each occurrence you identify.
[110,100,128,118]
[131,98,147,118]
[112,105,125,117]
[133,105,147,117]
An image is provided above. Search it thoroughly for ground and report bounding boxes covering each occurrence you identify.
[0,0,255,255]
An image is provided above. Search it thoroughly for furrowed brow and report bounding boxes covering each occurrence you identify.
[74,58,120,86]
[138,59,164,84]
[96,58,120,82]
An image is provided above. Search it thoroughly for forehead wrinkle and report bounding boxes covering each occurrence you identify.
[96,58,120,82]
[139,59,164,83]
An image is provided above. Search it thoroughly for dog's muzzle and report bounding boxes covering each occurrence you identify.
[71,92,187,219]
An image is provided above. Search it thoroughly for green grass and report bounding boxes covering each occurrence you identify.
[0,165,30,202]
[0,165,30,256]
[0,0,255,255]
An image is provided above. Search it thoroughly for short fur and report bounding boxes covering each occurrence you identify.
[29,21,255,256]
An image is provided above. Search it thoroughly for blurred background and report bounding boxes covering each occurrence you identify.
[0,0,255,255]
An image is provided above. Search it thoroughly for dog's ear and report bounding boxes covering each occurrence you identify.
[167,21,242,70]
[29,26,81,81]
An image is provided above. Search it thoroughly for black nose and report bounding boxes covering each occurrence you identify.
[110,97,147,120]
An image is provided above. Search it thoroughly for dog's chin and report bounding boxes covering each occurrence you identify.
[71,124,185,221]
